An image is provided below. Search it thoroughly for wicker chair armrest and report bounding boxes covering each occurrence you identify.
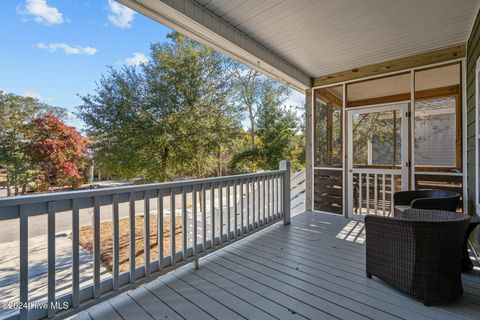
[410,195,460,212]
[393,191,418,206]
[383,209,469,266]
[399,209,467,221]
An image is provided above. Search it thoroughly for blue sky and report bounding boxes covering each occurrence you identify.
[0,0,304,131]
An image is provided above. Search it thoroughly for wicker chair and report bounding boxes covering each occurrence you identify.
[365,209,470,305]
[393,189,460,214]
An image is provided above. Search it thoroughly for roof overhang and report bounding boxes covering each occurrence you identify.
[117,0,312,92]
[118,0,480,92]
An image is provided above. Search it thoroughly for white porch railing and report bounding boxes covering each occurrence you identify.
[0,161,291,320]
[352,169,402,217]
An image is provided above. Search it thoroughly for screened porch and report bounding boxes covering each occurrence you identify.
[312,62,464,219]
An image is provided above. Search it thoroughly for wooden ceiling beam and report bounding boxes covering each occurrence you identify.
[313,44,466,87]
[347,92,410,108]
[346,85,460,108]
[415,84,459,100]
[315,88,342,108]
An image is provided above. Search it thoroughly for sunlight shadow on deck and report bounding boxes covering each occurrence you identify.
[336,220,365,244]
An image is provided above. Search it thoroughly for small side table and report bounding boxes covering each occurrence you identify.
[462,216,480,271]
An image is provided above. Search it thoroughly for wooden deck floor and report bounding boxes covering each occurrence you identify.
[75,211,480,320]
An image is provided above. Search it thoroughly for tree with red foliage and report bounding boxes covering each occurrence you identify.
[25,114,90,190]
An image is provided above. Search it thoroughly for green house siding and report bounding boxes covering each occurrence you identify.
[467,10,480,214]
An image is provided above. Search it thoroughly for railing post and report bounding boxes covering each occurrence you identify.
[280,160,291,225]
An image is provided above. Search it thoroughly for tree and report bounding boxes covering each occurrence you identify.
[229,82,304,172]
[256,83,302,170]
[78,32,243,182]
[314,101,342,167]
[351,112,399,166]
[24,115,89,190]
[79,32,306,181]
[145,34,242,178]
[0,91,66,195]
[78,66,152,180]
[229,62,262,147]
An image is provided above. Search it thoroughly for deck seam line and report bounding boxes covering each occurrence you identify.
[200,262,314,320]
[249,228,366,258]
[85,310,94,320]
[231,238,449,311]
[241,227,470,319]
[269,223,367,252]
[259,233,367,267]
[143,285,188,320]
[227,243,440,319]
[250,229,480,310]
[204,256,346,320]
[107,301,129,320]
[218,250,401,320]
[159,278,224,320]
[264,228,480,298]
[171,272,249,320]
[223,244,437,320]
[249,229,366,259]
[256,232,480,306]
[183,268,283,320]
[126,291,163,320]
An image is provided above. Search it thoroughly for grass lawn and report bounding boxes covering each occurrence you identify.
[76,215,183,273]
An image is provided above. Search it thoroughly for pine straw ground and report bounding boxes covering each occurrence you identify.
[74,215,183,273]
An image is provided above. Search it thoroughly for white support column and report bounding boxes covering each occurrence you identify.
[305,89,313,212]
[280,160,291,225]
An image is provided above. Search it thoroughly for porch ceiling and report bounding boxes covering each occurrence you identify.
[195,0,478,76]
[120,0,480,90]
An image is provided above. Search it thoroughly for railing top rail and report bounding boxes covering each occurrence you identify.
[0,170,285,220]
[352,168,403,174]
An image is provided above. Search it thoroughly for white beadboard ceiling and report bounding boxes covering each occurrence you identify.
[194,0,479,78]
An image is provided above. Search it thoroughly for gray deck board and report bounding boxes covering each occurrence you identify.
[201,257,339,320]
[227,230,468,319]
[172,269,278,320]
[186,264,307,320]
[145,278,214,320]
[108,293,154,319]
[76,211,480,320]
[73,311,92,320]
[160,273,245,320]
[221,245,433,320]
[229,236,452,320]
[88,302,122,320]
[211,252,396,320]
[127,287,183,320]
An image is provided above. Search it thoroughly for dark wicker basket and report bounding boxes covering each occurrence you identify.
[365,209,470,305]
